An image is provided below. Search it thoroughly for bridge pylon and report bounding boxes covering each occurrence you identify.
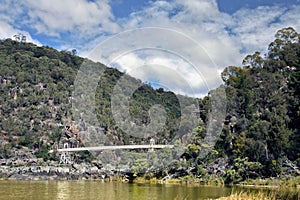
[60,142,72,164]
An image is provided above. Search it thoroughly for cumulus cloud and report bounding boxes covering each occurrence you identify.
[0,0,120,45]
[0,0,40,44]
[0,21,41,45]
[24,0,120,37]
[1,0,300,97]
[230,6,288,54]
[87,27,223,97]
[112,52,209,97]
[0,21,20,39]
[82,0,300,97]
[85,0,238,96]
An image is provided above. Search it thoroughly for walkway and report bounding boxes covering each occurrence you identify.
[58,144,174,152]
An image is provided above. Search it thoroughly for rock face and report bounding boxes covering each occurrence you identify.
[0,162,117,180]
[1,148,299,182]
[0,148,117,180]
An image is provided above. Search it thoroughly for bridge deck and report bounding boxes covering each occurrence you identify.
[57,145,174,152]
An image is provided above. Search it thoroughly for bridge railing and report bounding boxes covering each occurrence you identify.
[57,144,174,152]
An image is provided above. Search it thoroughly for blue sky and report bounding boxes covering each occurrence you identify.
[217,0,300,13]
[0,0,300,97]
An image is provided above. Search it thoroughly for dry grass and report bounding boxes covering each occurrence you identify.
[240,176,300,188]
[214,191,276,200]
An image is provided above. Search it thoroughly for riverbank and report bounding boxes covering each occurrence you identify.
[1,174,299,200]
[0,162,115,181]
[131,175,300,188]
[214,191,277,200]
[214,188,300,200]
[1,165,300,200]
[1,148,300,188]
[1,163,300,188]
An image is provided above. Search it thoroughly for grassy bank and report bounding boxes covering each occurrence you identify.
[132,176,225,186]
[214,191,277,200]
[238,176,300,188]
[214,189,299,200]
[132,175,300,188]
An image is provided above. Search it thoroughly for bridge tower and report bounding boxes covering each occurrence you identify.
[60,142,71,164]
[149,138,155,152]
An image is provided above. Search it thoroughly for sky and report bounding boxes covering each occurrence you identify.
[1,0,300,97]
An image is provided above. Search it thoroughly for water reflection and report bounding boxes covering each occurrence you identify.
[0,180,298,200]
[56,181,71,200]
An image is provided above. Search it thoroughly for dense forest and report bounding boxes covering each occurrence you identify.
[216,27,300,183]
[0,27,299,183]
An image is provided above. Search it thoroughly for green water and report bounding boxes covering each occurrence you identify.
[0,181,230,200]
[0,180,298,200]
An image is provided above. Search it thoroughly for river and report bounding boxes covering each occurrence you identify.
[0,180,299,200]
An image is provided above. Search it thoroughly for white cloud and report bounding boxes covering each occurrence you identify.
[98,0,300,97]
[230,6,286,54]
[0,0,120,44]
[0,21,41,45]
[85,0,241,97]
[114,53,208,94]
[114,55,210,97]
[25,0,120,37]
[0,0,40,44]
[0,21,19,39]
[1,0,300,97]
[173,0,220,22]
[93,35,218,97]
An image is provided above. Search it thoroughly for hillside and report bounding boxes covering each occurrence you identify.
[0,27,299,183]
[216,27,300,182]
[0,38,198,161]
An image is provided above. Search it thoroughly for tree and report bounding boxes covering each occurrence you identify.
[242,51,264,68]
[268,27,299,60]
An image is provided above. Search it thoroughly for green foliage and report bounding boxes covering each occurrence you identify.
[0,38,189,158]
[220,27,300,179]
[225,157,262,184]
[0,27,300,182]
[130,158,149,174]
[197,165,208,177]
[186,144,201,159]
[35,144,50,161]
[225,169,242,184]
[263,159,282,177]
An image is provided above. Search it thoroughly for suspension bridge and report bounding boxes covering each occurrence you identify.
[57,144,174,152]
[56,142,174,164]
